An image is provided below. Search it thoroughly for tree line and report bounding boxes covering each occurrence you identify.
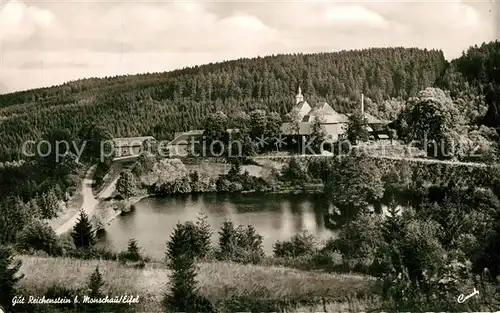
[0,47,448,161]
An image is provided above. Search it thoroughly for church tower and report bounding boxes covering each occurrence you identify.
[295,86,304,104]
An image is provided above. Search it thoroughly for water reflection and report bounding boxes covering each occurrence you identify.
[97,193,336,259]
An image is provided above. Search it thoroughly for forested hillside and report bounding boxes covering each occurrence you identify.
[441,42,500,128]
[0,47,447,161]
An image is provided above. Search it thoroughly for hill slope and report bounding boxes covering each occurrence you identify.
[0,47,448,161]
[16,255,375,312]
[443,41,500,128]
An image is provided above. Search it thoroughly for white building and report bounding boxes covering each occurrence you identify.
[281,87,389,141]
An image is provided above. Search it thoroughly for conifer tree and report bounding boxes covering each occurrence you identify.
[71,210,95,248]
[244,225,265,258]
[0,245,24,311]
[87,265,104,313]
[164,222,214,313]
[88,266,104,298]
[126,238,141,261]
[218,219,238,259]
[195,212,212,259]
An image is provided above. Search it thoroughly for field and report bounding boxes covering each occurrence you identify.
[183,159,276,180]
[16,255,377,312]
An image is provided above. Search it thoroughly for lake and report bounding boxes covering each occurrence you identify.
[96,193,336,259]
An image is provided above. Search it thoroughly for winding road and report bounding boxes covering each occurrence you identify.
[55,165,121,236]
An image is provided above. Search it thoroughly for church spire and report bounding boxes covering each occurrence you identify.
[295,85,304,105]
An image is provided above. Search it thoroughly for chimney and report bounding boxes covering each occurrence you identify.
[361,93,364,115]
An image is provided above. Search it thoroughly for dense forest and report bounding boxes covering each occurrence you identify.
[1,43,500,162]
[0,47,448,161]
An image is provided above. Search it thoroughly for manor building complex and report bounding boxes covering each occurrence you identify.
[281,87,388,141]
[164,87,390,157]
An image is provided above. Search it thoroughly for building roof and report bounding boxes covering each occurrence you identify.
[345,113,389,125]
[297,101,350,124]
[113,136,155,148]
[281,122,312,135]
[294,100,310,111]
[168,130,204,146]
[302,112,349,124]
[312,102,336,114]
[168,128,240,146]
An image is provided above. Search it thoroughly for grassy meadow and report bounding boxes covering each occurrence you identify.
[16,255,377,312]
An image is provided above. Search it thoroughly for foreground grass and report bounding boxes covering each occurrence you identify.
[16,255,376,312]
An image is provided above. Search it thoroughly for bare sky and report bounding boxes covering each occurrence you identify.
[0,0,497,93]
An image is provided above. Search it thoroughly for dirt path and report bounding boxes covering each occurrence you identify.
[55,164,122,236]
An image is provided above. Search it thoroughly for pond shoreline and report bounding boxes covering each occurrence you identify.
[97,191,336,259]
[109,184,325,221]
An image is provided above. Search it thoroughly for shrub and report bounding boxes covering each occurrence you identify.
[43,284,81,311]
[164,218,212,262]
[280,157,309,185]
[17,219,63,256]
[216,178,232,192]
[118,238,143,262]
[228,181,243,192]
[218,220,265,264]
[227,161,242,180]
[116,170,138,198]
[67,246,118,261]
[335,213,384,274]
[273,231,317,258]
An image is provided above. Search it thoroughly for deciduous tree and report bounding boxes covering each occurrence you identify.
[346,111,369,145]
[116,170,137,198]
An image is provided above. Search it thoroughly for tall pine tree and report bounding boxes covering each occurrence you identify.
[218,219,238,259]
[88,266,104,298]
[195,212,212,259]
[71,210,95,248]
[163,222,214,313]
[87,265,104,313]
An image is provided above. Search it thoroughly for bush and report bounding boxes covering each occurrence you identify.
[44,284,80,311]
[228,181,243,192]
[17,219,63,256]
[118,238,143,262]
[164,216,212,262]
[67,246,118,261]
[280,157,310,185]
[273,231,317,258]
[218,220,265,264]
[216,178,232,192]
[116,170,138,198]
